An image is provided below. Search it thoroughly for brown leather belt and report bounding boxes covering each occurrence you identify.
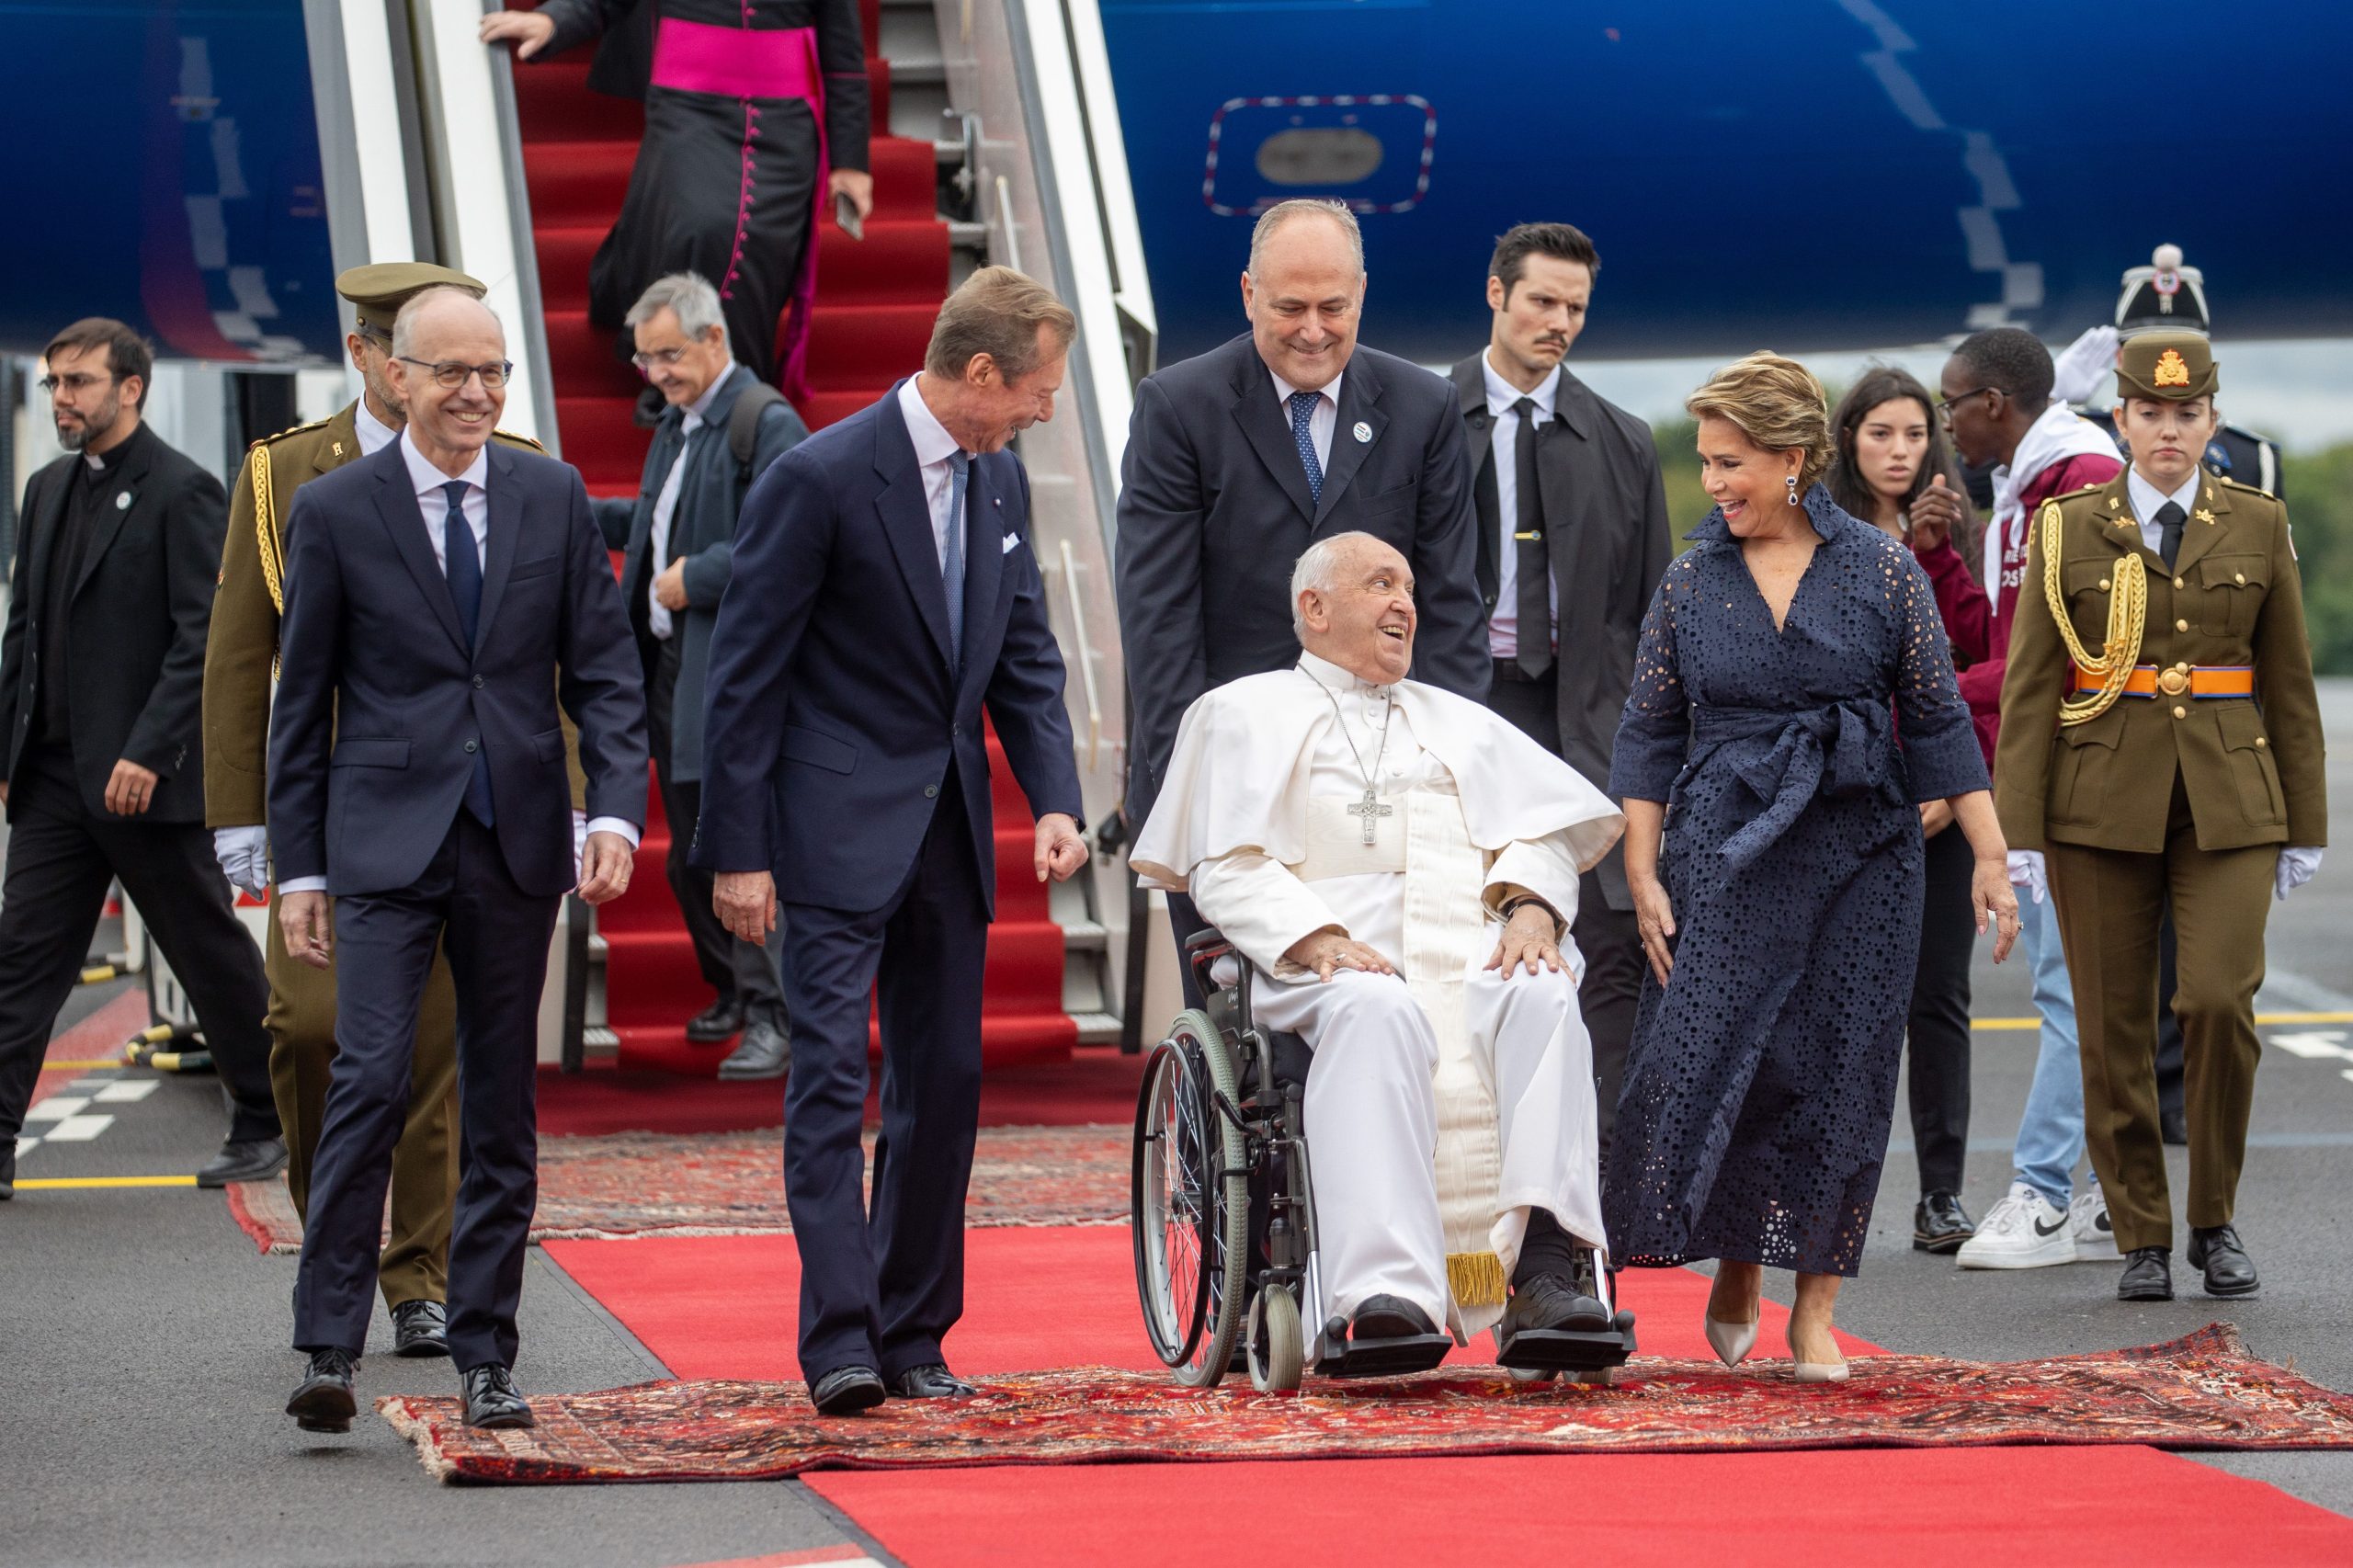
[2071,663,2255,699]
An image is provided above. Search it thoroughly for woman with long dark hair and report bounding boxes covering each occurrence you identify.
[1825,368,1984,1256]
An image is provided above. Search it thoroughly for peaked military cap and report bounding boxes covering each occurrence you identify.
[335,262,488,335]
[2115,330,2218,403]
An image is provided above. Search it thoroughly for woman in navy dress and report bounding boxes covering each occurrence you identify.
[1603,354,2018,1381]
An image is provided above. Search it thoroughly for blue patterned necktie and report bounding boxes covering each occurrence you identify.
[1289,389,1324,506]
[943,450,970,670]
[442,479,495,825]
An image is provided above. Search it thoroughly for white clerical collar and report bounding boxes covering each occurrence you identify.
[1269,367,1342,413]
[2127,465,2203,528]
[1298,649,1392,696]
[1480,349,1559,420]
[399,426,488,499]
[898,376,968,469]
[353,396,398,456]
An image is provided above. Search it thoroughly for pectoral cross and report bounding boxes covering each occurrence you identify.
[1346,789,1392,846]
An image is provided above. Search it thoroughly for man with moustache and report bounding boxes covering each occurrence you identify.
[1116,198,1488,983]
[1446,222,1670,1159]
[0,319,281,1200]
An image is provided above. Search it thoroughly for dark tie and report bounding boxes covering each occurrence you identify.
[944,450,971,669]
[2155,499,2187,569]
[1512,397,1552,679]
[1288,389,1324,507]
[441,480,495,825]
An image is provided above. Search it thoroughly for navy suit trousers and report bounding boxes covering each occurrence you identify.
[292,812,561,1369]
[781,764,990,1384]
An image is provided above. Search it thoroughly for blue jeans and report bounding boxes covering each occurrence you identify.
[2011,890,2092,1206]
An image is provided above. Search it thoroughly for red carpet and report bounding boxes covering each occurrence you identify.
[508,0,1071,1075]
[30,989,149,1109]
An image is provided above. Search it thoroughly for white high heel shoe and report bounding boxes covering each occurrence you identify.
[1703,1313,1759,1367]
[1791,1358,1850,1383]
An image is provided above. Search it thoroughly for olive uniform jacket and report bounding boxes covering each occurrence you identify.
[1994,472,2326,854]
[203,403,589,831]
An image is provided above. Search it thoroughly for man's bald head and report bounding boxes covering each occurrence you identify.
[392,285,505,360]
[1242,199,1366,394]
[386,286,509,472]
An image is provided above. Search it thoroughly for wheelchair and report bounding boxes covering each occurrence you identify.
[1131,928,1635,1392]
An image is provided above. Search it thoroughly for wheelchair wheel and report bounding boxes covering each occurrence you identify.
[1246,1282,1305,1393]
[1131,1011,1247,1387]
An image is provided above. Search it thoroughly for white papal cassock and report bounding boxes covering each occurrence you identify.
[1131,652,1624,1338]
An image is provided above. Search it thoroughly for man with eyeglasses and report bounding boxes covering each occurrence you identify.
[201,264,582,1358]
[0,318,282,1201]
[592,272,808,1080]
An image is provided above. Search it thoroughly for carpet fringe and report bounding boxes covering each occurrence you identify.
[376,1396,460,1483]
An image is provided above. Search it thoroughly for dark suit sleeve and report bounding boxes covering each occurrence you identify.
[556,470,650,827]
[693,445,838,870]
[535,0,629,56]
[680,402,807,610]
[816,0,870,171]
[122,465,229,778]
[1405,390,1490,703]
[987,463,1085,825]
[0,473,35,777]
[265,488,346,884]
[590,494,636,551]
[1112,375,1208,815]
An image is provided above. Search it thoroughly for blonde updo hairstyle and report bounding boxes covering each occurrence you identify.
[1686,351,1835,491]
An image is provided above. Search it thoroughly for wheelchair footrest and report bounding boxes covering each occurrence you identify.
[1496,1310,1638,1373]
[1314,1331,1454,1380]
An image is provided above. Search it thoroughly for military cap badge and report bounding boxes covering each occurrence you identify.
[2154,348,2191,388]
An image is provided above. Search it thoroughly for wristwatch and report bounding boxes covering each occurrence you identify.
[1499,894,1562,935]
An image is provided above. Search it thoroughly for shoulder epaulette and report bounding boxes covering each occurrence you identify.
[493,427,547,453]
[2052,482,2108,503]
[251,415,333,452]
[2219,476,2278,502]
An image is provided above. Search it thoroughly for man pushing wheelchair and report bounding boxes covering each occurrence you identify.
[1131,532,1635,1387]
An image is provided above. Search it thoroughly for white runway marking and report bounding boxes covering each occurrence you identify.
[40,1115,114,1142]
[25,1096,91,1122]
[92,1080,158,1103]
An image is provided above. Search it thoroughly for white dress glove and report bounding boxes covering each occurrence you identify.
[212,824,271,895]
[572,809,588,885]
[2277,846,2322,902]
[2006,848,2047,906]
[2052,325,2120,406]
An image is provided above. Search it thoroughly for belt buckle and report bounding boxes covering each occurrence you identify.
[2157,665,2190,697]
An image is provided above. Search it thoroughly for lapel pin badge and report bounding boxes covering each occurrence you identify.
[1352,421,1372,444]
[116,492,131,510]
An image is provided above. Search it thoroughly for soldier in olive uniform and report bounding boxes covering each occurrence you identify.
[1996,332,2326,1304]
[202,264,582,1358]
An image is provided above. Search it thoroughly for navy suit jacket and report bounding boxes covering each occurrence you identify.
[1113,332,1489,826]
[692,381,1084,917]
[267,440,648,899]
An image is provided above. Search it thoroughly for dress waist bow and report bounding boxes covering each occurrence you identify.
[1687,699,1896,871]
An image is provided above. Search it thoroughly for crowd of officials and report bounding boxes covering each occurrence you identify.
[0,166,2324,1424]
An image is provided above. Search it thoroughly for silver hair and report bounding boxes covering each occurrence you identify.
[624,271,729,349]
[390,285,502,358]
[1289,531,1381,639]
[1248,199,1364,281]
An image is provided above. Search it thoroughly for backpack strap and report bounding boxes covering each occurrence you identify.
[727,381,786,476]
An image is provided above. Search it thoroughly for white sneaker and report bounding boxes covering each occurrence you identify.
[2069,1185,2116,1262]
[1955,1182,2075,1269]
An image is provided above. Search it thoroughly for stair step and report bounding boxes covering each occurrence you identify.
[533,220,949,313]
[1060,917,1108,952]
[521,134,939,228]
[802,301,937,390]
[1071,1012,1123,1046]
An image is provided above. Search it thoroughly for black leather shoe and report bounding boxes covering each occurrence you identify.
[0,1141,15,1199]
[1912,1191,1975,1254]
[390,1300,449,1358]
[717,1017,791,1080]
[891,1362,978,1398]
[1351,1293,1440,1341]
[1502,1272,1612,1335]
[460,1363,535,1429]
[2188,1223,2259,1297]
[286,1348,358,1433]
[2160,1107,2189,1146]
[197,1136,289,1188]
[811,1365,888,1415]
[2118,1245,2174,1301]
[685,997,746,1043]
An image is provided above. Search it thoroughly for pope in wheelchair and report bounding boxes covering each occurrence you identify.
[1128,532,1634,1391]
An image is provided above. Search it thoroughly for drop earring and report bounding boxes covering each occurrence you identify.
[1785,474,1800,506]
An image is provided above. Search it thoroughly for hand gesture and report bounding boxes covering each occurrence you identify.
[279,890,334,971]
[714,869,779,945]
[1282,926,1398,983]
[1033,812,1088,883]
[1484,901,1568,979]
[1908,473,1964,553]
[1631,871,1677,986]
[478,8,556,58]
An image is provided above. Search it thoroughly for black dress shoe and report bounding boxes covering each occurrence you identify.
[1350,1293,1440,1341]
[2188,1223,2259,1297]
[1502,1273,1612,1335]
[717,1017,791,1080]
[891,1362,978,1398]
[460,1363,535,1429]
[390,1300,449,1358]
[286,1348,358,1434]
[2160,1107,2189,1146]
[197,1136,289,1188]
[1912,1191,1975,1253]
[2118,1245,2174,1301]
[685,997,746,1043]
[811,1365,888,1415]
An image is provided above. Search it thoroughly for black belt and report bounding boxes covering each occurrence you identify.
[1491,657,1554,685]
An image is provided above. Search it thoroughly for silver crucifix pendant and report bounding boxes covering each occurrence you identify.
[1347,789,1392,846]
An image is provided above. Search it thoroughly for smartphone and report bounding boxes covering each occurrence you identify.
[834,189,864,242]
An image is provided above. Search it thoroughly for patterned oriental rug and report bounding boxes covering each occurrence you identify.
[227,1122,1128,1252]
[379,1325,2353,1485]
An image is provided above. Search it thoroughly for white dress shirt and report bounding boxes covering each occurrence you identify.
[353,395,398,457]
[1268,368,1341,472]
[2126,467,2205,559]
[646,364,734,640]
[897,376,972,567]
[1481,350,1562,661]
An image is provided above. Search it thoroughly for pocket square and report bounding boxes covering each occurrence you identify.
[1001,532,1022,555]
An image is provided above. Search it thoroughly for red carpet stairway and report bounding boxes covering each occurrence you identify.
[510,0,1074,1073]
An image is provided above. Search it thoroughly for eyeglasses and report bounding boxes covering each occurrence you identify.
[39,372,118,395]
[1934,386,1998,426]
[630,346,690,374]
[397,356,513,391]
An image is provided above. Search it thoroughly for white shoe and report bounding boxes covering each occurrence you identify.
[1954,1182,2075,1269]
[2069,1185,2116,1262]
[1704,1314,1758,1367]
[1791,1359,1850,1383]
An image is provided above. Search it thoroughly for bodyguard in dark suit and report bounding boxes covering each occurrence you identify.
[0,319,280,1199]
[597,272,808,1078]
[271,290,647,1433]
[698,267,1089,1415]
[1448,223,1671,1151]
